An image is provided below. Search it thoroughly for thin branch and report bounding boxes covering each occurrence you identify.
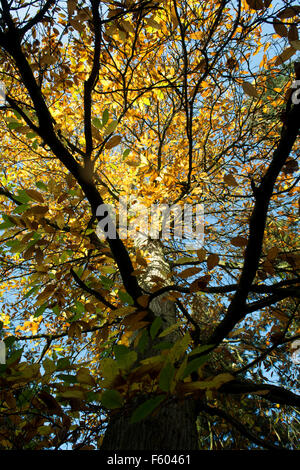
[70,267,117,311]
[201,404,286,450]
[207,96,300,346]
[20,0,55,37]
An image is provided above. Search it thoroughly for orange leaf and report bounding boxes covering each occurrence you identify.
[246,0,264,9]
[275,47,296,66]
[230,236,248,247]
[105,135,122,149]
[224,174,238,187]
[242,81,259,99]
[189,275,211,293]
[207,254,219,270]
[273,21,288,38]
[178,267,202,279]
[196,248,206,262]
[25,189,45,203]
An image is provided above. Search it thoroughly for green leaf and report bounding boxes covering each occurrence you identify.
[188,344,214,357]
[52,306,60,317]
[130,395,165,424]
[0,221,14,230]
[6,239,22,252]
[92,117,102,129]
[43,357,56,374]
[75,300,85,314]
[14,190,31,204]
[104,120,118,135]
[101,389,123,409]
[56,357,71,370]
[137,329,149,354]
[123,149,130,159]
[35,181,48,191]
[12,203,29,214]
[0,214,15,230]
[33,303,47,318]
[7,121,22,130]
[57,374,77,384]
[102,109,109,126]
[12,110,21,120]
[118,290,134,305]
[99,275,114,289]
[86,391,101,402]
[159,362,175,392]
[7,349,23,366]
[114,344,130,360]
[182,355,209,379]
[4,336,16,348]
[23,285,39,299]
[153,341,173,351]
[116,351,137,371]
[150,317,163,340]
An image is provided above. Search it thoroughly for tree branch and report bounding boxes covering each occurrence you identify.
[70,267,117,311]
[200,404,286,450]
[207,97,300,346]
[219,379,300,408]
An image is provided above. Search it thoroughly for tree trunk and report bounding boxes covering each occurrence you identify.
[101,240,199,450]
[101,397,199,450]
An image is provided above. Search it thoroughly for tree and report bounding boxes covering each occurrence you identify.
[0,0,299,450]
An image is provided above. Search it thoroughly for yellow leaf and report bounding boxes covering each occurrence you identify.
[111,306,136,318]
[100,358,120,387]
[180,373,233,393]
[146,17,161,30]
[55,213,65,229]
[159,322,184,338]
[125,158,141,167]
[168,332,191,363]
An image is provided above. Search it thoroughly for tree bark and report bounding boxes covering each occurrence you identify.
[101,240,199,450]
[101,397,198,450]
